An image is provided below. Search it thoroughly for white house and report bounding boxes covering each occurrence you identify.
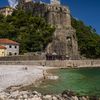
[0,39,19,56]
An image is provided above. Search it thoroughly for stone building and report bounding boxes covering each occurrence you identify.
[18,0,79,59]
[0,6,13,16]
[0,39,19,56]
[0,46,7,57]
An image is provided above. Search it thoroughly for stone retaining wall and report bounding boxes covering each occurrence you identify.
[0,61,44,66]
[0,55,44,61]
[46,60,100,67]
[0,60,100,68]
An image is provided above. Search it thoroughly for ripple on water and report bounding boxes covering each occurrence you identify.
[29,68,100,96]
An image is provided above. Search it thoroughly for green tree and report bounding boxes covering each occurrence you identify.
[71,17,100,58]
[0,9,55,53]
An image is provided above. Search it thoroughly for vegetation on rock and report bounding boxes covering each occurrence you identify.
[0,9,100,58]
[71,17,100,58]
[0,10,55,53]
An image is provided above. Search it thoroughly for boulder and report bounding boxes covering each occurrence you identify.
[72,96,79,100]
[46,75,59,80]
[52,96,58,100]
[43,95,52,100]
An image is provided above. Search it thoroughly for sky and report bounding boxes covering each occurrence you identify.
[0,0,100,34]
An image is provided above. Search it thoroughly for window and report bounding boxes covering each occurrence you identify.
[9,52,12,56]
[15,46,17,48]
[14,53,17,55]
[9,45,12,48]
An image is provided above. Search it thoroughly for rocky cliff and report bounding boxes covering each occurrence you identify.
[18,0,79,59]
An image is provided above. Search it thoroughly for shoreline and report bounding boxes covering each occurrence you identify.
[0,65,47,92]
[0,64,100,99]
[0,65,100,100]
[0,88,100,100]
[0,65,59,93]
[0,64,100,91]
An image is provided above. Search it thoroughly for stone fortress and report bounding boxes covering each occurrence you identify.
[1,0,78,60]
[17,0,79,59]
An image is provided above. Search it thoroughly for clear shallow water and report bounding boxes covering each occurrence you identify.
[26,68,100,96]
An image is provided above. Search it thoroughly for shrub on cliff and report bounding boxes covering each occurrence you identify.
[72,17,100,58]
[0,10,55,53]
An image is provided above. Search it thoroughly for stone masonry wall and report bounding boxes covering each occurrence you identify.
[0,60,100,68]
[46,60,100,68]
[19,1,79,59]
[0,55,44,61]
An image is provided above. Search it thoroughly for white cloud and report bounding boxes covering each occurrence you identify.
[8,0,18,8]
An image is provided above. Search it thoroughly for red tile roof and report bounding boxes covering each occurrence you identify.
[0,45,6,49]
[0,39,19,45]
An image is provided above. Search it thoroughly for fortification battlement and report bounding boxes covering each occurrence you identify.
[46,4,70,14]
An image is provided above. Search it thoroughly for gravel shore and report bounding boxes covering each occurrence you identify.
[0,89,99,100]
[0,65,45,92]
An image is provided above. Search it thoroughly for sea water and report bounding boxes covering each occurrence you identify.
[27,68,100,96]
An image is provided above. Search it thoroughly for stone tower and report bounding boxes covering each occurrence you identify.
[17,0,32,9]
[18,0,79,59]
[51,0,60,5]
[46,0,79,59]
[18,0,32,8]
[18,0,32,4]
[46,1,71,28]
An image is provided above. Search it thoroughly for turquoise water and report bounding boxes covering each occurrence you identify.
[28,68,100,96]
